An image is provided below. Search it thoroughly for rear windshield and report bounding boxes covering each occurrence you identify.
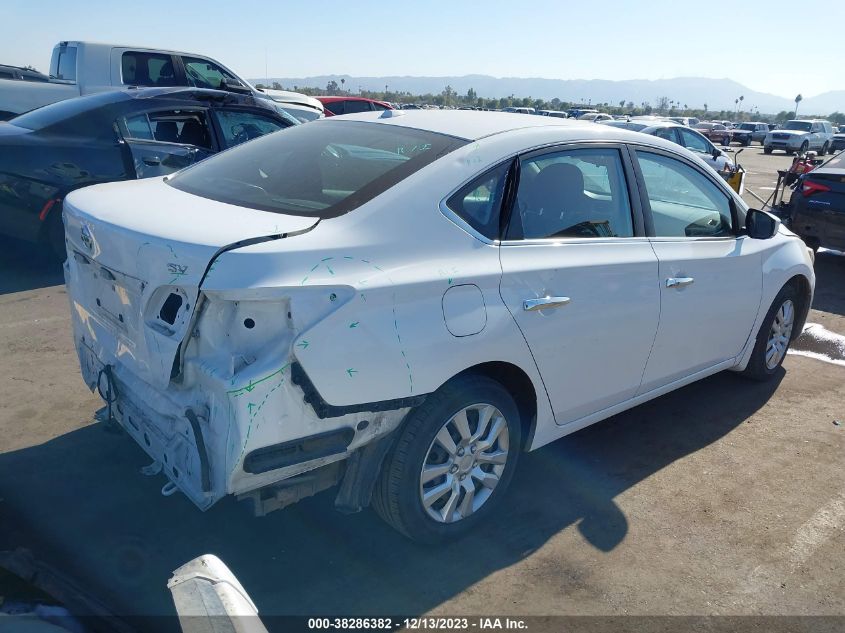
[11,91,125,138]
[167,120,466,217]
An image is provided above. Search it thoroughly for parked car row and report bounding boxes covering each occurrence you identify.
[600,119,734,172]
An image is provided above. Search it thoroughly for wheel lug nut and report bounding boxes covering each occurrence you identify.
[457,448,464,457]
[460,474,466,480]
[470,445,476,453]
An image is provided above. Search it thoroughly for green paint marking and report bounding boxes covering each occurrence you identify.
[360,294,366,301]
[321,256,334,262]
[447,278,453,285]
[346,368,358,377]
[227,364,289,396]
[247,402,257,414]
[326,265,334,275]
[296,340,309,349]
[310,263,320,272]
[343,256,354,260]
[300,276,309,285]
[349,321,359,329]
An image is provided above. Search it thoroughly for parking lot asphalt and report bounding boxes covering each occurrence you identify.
[0,147,843,629]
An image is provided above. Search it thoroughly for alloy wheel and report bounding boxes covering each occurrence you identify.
[418,403,510,523]
[766,299,795,370]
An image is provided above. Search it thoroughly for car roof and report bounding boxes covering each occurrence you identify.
[317,109,685,145]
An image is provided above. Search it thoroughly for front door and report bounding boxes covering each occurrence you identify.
[632,149,762,392]
[498,145,660,425]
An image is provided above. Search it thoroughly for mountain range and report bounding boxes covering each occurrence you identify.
[253,74,843,115]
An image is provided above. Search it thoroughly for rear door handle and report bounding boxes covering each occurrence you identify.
[523,296,571,311]
[666,277,695,289]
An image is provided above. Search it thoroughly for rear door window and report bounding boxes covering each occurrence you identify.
[122,110,213,149]
[507,148,634,240]
[122,52,178,86]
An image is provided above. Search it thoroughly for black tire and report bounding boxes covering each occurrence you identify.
[764,146,773,154]
[821,142,829,156]
[799,141,809,155]
[742,284,799,382]
[373,374,522,543]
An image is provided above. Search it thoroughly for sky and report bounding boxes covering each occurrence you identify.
[1,0,843,98]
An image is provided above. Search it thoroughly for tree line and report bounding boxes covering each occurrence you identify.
[252,81,845,124]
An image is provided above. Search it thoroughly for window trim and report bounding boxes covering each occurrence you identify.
[628,143,742,240]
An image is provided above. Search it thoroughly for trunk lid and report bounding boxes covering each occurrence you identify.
[64,177,317,389]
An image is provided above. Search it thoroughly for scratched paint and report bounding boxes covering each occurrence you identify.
[297,255,415,393]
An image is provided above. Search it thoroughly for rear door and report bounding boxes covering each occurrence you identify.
[119,108,215,178]
[631,147,763,392]
[498,144,659,425]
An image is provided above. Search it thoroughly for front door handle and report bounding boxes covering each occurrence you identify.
[666,277,695,289]
[142,156,161,166]
[523,296,571,311]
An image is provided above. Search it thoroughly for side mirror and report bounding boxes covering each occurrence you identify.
[712,148,721,160]
[745,208,780,240]
[220,77,249,92]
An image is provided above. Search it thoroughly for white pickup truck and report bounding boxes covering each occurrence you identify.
[0,41,321,121]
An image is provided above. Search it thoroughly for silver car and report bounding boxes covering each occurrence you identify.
[764,120,834,155]
[600,120,734,172]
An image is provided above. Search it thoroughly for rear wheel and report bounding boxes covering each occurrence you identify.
[821,142,829,156]
[373,374,521,543]
[742,285,799,381]
[799,141,809,155]
[764,146,773,154]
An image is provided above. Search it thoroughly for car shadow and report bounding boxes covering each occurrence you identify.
[0,369,783,630]
[0,236,64,295]
[811,249,845,317]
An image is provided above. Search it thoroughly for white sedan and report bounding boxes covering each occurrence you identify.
[63,111,815,542]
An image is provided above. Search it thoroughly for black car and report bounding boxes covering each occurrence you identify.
[789,152,845,252]
[0,87,295,256]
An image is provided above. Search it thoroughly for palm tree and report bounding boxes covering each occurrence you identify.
[340,78,345,93]
[794,94,803,117]
[704,102,708,113]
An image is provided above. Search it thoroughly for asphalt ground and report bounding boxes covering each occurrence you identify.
[0,146,843,632]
